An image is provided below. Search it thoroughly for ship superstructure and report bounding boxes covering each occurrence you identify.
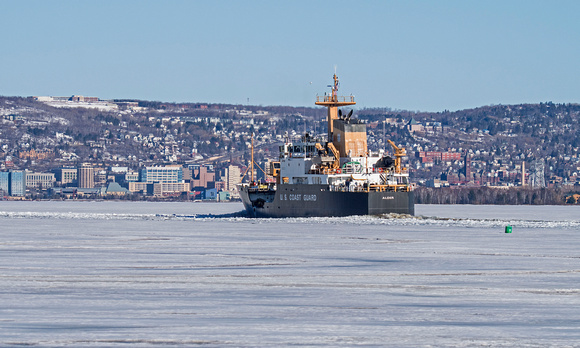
[239,74,414,217]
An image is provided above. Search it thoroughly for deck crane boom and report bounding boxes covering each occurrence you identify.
[387,139,406,174]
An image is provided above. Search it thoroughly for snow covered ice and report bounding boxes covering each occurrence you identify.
[1,201,579,347]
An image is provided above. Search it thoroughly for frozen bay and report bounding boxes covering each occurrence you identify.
[1,201,579,347]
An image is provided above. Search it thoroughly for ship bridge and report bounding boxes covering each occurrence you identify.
[280,143,318,158]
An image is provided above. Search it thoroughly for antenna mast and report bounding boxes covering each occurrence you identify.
[251,133,254,183]
[315,73,356,142]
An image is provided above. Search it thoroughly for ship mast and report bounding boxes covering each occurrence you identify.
[250,133,254,182]
[241,132,270,183]
[315,74,356,142]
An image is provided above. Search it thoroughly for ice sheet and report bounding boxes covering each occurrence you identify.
[1,202,579,347]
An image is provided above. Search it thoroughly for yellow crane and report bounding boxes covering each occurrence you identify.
[327,143,340,169]
[315,142,340,171]
[387,139,406,174]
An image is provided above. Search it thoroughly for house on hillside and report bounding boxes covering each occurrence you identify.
[407,118,424,134]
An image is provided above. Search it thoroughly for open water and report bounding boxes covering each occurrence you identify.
[1,201,579,347]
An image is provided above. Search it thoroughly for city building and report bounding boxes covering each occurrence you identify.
[125,171,139,182]
[78,163,95,188]
[128,182,151,194]
[407,118,424,133]
[53,167,77,186]
[204,188,218,200]
[221,165,241,193]
[18,149,54,160]
[0,172,9,195]
[190,164,215,188]
[71,95,99,102]
[415,151,462,163]
[213,181,226,191]
[464,154,472,182]
[26,172,56,189]
[181,166,192,181]
[110,167,129,174]
[218,191,231,201]
[95,169,107,186]
[104,182,129,196]
[139,166,183,183]
[9,170,26,196]
[153,182,189,196]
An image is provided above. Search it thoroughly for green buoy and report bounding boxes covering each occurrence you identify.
[505,225,512,233]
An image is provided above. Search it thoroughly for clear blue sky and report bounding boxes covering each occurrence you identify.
[2,0,579,112]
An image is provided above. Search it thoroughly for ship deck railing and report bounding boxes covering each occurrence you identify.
[316,95,356,103]
[369,184,411,192]
[310,168,368,175]
[309,167,409,176]
[247,183,276,192]
[329,184,411,193]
